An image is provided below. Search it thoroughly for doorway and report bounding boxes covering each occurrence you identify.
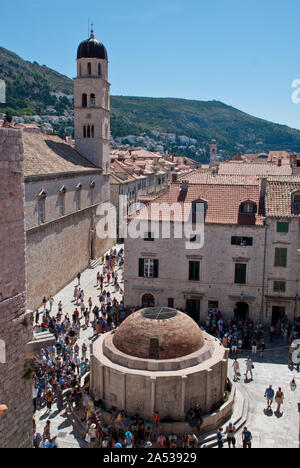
[141,294,155,308]
[272,306,285,325]
[187,299,200,323]
[234,302,249,321]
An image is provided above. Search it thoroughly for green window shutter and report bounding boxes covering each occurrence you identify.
[189,261,200,281]
[277,222,289,233]
[139,259,144,277]
[275,248,287,267]
[153,260,159,278]
[235,264,246,284]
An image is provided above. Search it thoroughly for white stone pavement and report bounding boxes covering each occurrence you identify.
[227,348,300,448]
[34,246,124,448]
[34,245,300,448]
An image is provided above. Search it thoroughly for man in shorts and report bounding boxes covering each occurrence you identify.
[225,422,236,448]
[242,427,252,448]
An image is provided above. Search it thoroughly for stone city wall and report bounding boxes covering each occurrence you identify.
[0,128,33,448]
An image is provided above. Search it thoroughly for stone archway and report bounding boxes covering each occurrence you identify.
[234,302,249,321]
[141,294,155,308]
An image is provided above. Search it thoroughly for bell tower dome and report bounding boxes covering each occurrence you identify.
[74,27,110,172]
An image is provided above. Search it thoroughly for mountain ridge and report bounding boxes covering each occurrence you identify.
[1,45,300,159]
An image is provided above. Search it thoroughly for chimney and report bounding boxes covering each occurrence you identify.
[172,173,178,183]
[181,180,189,191]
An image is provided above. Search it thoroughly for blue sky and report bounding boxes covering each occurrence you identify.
[2,0,300,129]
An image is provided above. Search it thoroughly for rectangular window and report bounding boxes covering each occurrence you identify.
[189,261,200,281]
[90,188,94,205]
[39,200,45,224]
[59,195,65,217]
[273,281,286,292]
[235,263,247,284]
[144,232,155,242]
[139,259,159,278]
[275,248,287,267]
[76,191,81,211]
[168,298,174,308]
[277,222,289,233]
[231,236,253,246]
[208,301,219,310]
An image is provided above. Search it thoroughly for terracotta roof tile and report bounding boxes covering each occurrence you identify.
[23,132,98,177]
[219,162,292,176]
[131,182,264,225]
[265,180,300,217]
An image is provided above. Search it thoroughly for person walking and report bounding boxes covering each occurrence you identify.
[242,427,252,448]
[275,387,284,413]
[259,337,265,359]
[251,336,258,355]
[216,427,224,448]
[232,358,240,382]
[225,422,236,448]
[77,271,81,286]
[264,385,275,410]
[245,356,253,380]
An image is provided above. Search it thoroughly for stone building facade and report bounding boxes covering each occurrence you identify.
[0,128,33,448]
[21,31,114,310]
[124,173,300,325]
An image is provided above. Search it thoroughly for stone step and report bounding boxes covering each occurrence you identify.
[198,385,249,448]
[89,258,102,269]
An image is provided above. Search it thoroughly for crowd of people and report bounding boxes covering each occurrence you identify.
[31,245,299,449]
[199,309,300,359]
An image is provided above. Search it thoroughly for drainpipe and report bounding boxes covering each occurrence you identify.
[260,219,268,323]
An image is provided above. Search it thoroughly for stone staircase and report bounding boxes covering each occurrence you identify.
[89,258,102,269]
[198,384,250,448]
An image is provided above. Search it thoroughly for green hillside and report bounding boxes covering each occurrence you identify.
[1,45,300,158]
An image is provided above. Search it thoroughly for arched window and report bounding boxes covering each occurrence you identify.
[79,63,82,76]
[83,126,86,138]
[192,199,208,218]
[82,94,87,108]
[239,200,257,214]
[87,62,92,75]
[292,191,300,215]
[98,63,101,76]
[87,125,91,138]
[91,125,95,138]
[90,94,96,107]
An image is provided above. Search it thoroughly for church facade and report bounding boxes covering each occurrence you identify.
[24,31,114,310]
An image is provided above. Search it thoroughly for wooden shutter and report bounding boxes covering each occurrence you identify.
[235,263,246,284]
[275,248,287,267]
[139,259,144,277]
[153,259,159,278]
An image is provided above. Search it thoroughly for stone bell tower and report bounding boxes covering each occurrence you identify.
[210,139,217,168]
[74,27,110,173]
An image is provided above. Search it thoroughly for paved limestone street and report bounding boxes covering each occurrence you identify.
[34,245,300,449]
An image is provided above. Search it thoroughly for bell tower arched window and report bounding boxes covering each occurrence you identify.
[87,62,92,75]
[83,126,86,138]
[82,94,87,108]
[98,63,102,76]
[90,94,96,107]
[91,126,95,138]
[87,125,91,138]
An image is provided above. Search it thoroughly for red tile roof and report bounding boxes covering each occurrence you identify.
[130,182,264,225]
[265,180,300,217]
[219,162,292,176]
